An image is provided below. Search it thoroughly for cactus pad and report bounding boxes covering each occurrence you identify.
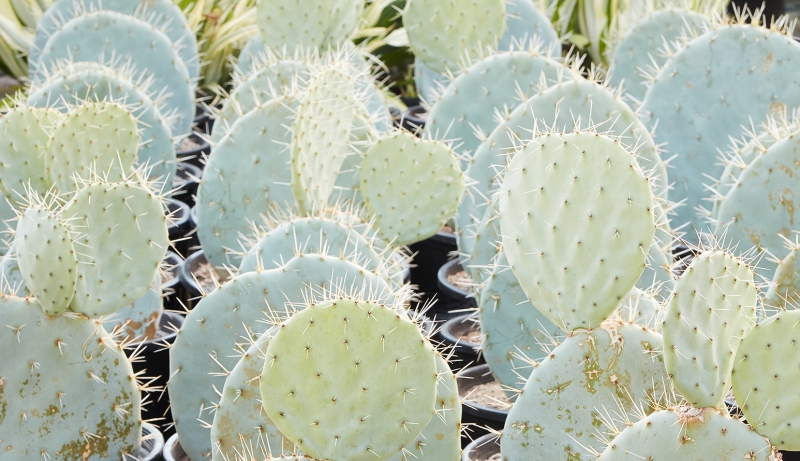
[103,273,162,342]
[0,295,141,460]
[360,131,463,246]
[766,246,800,308]
[499,0,560,51]
[63,179,168,317]
[732,309,800,449]
[498,131,655,331]
[260,298,438,461]
[0,105,58,200]
[465,204,501,283]
[662,250,757,409]
[256,0,363,53]
[14,205,77,316]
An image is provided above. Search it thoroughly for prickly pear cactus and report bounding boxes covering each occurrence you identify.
[404,0,506,74]
[608,9,710,102]
[196,96,297,267]
[465,203,501,284]
[0,243,26,294]
[103,273,163,342]
[427,50,575,169]
[479,251,564,396]
[499,0,560,51]
[256,0,363,53]
[360,131,463,246]
[14,204,77,316]
[260,297,438,461]
[597,406,775,460]
[169,255,394,461]
[732,309,800,450]
[413,59,449,106]
[210,327,296,461]
[501,325,671,460]
[498,131,655,331]
[47,101,139,192]
[612,288,663,330]
[640,20,800,238]
[291,63,356,214]
[34,10,195,135]
[766,245,800,308]
[0,295,142,460]
[662,250,758,409]
[63,178,169,317]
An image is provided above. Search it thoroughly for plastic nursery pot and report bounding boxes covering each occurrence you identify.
[402,104,427,134]
[461,432,501,461]
[457,364,511,444]
[672,244,697,277]
[175,132,210,170]
[193,103,213,135]
[438,313,485,370]
[407,230,457,308]
[128,312,185,441]
[172,161,203,209]
[432,258,477,322]
[163,251,185,312]
[389,105,403,128]
[165,198,193,258]
[140,423,166,461]
[163,434,189,461]
[178,250,226,307]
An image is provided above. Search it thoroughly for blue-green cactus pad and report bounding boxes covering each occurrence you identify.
[499,0,560,51]
[766,246,800,308]
[640,23,800,238]
[256,0,363,53]
[465,203,501,284]
[102,273,162,342]
[0,295,141,460]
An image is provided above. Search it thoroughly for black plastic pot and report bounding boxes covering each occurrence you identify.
[402,104,427,134]
[166,198,192,258]
[431,258,477,322]
[407,230,457,311]
[175,133,210,170]
[163,434,189,461]
[129,312,185,440]
[178,250,223,307]
[458,364,510,442]
[438,313,484,370]
[140,423,166,461]
[193,104,213,135]
[389,105,403,128]
[173,162,203,208]
[672,244,696,277]
[461,432,501,461]
[163,251,185,312]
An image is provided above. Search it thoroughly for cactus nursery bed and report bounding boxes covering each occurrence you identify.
[4,0,800,460]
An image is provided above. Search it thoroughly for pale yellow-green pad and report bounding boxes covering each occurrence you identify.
[732,310,800,450]
[663,250,757,409]
[256,0,363,52]
[498,131,655,331]
[291,64,356,214]
[0,105,58,199]
[261,298,438,461]
[14,205,77,316]
[46,101,139,192]
[404,0,506,73]
[360,131,463,246]
[63,179,169,317]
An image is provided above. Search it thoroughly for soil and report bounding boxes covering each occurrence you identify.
[461,380,512,410]
[441,224,454,234]
[193,260,224,293]
[458,325,483,345]
[447,270,474,293]
[177,135,203,153]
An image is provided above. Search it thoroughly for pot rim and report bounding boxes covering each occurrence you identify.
[461,432,501,461]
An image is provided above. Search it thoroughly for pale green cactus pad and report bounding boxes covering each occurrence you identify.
[27,61,177,185]
[0,295,141,460]
[384,352,461,461]
[732,309,800,450]
[404,0,506,74]
[479,251,564,396]
[102,273,162,342]
[766,246,800,308]
[63,179,168,317]
[597,407,775,460]
[261,298,438,461]
[640,23,800,238]
[427,50,574,170]
[256,0,363,53]
[360,131,463,246]
[413,58,449,106]
[34,10,195,135]
[662,250,757,409]
[169,255,394,461]
[501,325,670,460]
[196,96,297,267]
[14,205,77,316]
[0,243,26,295]
[612,288,663,331]
[291,64,356,214]
[47,101,139,192]
[465,203,501,283]
[210,328,296,461]
[498,131,655,331]
[608,9,710,102]
[714,132,800,277]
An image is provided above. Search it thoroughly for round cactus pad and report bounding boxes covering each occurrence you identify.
[256,0,363,53]
[0,106,58,200]
[662,250,757,409]
[63,180,168,317]
[732,309,800,449]
[47,101,139,192]
[501,325,671,459]
[498,131,655,331]
[597,407,774,461]
[102,273,162,342]
[404,0,506,74]
[14,205,78,316]
[360,131,463,246]
[261,298,438,461]
[640,23,800,238]
[465,204,501,283]
[0,295,141,460]
[196,97,297,267]
[169,256,393,461]
[499,0,559,51]
[767,247,800,309]
[35,10,194,135]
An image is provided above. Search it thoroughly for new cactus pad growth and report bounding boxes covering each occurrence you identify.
[255,0,363,53]
[260,297,438,461]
